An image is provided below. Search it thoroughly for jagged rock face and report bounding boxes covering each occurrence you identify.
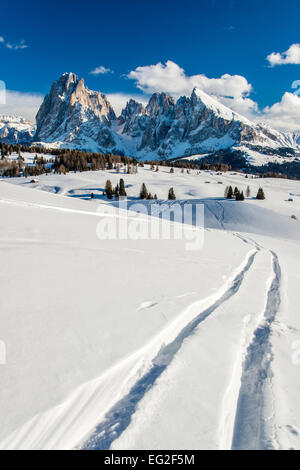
[145,93,175,117]
[120,88,299,158]
[120,99,145,124]
[34,73,116,149]
[26,73,300,159]
[121,89,245,157]
[0,116,34,144]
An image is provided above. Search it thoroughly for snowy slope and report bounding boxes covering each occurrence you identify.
[0,166,300,450]
[5,158,300,229]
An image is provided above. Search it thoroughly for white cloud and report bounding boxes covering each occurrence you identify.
[128,60,252,97]
[0,90,44,122]
[106,93,147,116]
[127,60,257,118]
[261,92,300,131]
[90,66,113,75]
[6,40,29,50]
[267,43,300,67]
[0,35,29,50]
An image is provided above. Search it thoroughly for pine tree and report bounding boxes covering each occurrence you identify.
[224,186,229,198]
[170,167,174,174]
[168,187,176,200]
[256,187,265,200]
[236,190,245,201]
[140,183,148,199]
[105,179,113,199]
[114,184,120,198]
[246,186,251,198]
[227,186,233,199]
[119,178,127,197]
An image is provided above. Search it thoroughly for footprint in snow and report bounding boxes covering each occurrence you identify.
[286,425,299,436]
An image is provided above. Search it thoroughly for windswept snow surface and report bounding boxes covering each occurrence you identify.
[0,164,300,450]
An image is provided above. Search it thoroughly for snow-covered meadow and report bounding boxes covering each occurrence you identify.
[0,160,300,450]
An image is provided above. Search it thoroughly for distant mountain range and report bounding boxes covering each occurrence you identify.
[0,115,35,145]
[1,72,300,168]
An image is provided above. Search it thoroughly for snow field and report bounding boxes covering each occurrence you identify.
[0,163,300,450]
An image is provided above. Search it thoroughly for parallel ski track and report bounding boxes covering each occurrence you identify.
[81,250,257,450]
[231,251,281,450]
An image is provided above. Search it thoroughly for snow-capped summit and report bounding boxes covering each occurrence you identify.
[0,115,32,125]
[0,115,35,144]
[34,73,117,149]
[190,87,252,125]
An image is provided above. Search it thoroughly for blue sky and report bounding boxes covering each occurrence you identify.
[1,0,300,130]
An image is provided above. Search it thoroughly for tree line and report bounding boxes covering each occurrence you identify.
[103,180,176,201]
[225,185,265,200]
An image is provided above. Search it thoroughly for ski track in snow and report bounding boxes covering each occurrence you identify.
[0,181,290,450]
[231,251,281,450]
[80,250,257,450]
[136,301,158,311]
[80,205,282,451]
[215,201,226,230]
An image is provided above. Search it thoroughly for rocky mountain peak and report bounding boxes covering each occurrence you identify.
[35,73,116,143]
[120,99,145,124]
[145,92,175,117]
[60,72,78,87]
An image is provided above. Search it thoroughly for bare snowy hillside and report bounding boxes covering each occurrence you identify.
[0,163,300,450]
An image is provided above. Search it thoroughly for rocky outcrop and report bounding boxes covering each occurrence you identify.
[120,99,145,124]
[34,73,116,149]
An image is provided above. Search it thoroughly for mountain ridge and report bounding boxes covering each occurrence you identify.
[2,73,300,165]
